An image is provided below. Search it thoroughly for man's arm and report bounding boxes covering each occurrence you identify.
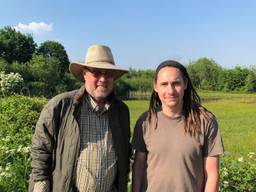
[204,156,220,192]
[29,102,58,192]
[132,151,147,192]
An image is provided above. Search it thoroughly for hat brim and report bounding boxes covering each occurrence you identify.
[69,61,128,82]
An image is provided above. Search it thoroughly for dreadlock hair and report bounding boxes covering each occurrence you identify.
[149,60,210,136]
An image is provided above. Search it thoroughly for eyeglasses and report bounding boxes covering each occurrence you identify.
[86,68,115,78]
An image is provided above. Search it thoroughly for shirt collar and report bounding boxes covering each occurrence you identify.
[86,94,111,113]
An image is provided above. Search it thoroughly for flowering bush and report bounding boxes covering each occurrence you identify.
[0,71,24,96]
[220,152,256,191]
[0,95,46,191]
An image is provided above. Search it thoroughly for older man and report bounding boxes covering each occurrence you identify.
[29,44,132,192]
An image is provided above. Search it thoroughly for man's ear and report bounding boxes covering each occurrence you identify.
[82,70,87,81]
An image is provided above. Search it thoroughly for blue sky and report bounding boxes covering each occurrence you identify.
[1,0,256,69]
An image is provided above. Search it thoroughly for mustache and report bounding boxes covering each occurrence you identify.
[97,83,108,87]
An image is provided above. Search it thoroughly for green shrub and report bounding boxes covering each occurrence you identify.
[0,95,46,191]
[220,152,256,191]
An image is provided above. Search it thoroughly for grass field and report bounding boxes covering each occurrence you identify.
[125,92,256,157]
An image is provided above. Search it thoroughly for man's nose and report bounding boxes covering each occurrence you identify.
[98,75,108,81]
[166,84,175,93]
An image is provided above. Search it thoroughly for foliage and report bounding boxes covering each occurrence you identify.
[25,55,60,96]
[187,58,256,93]
[0,58,9,71]
[220,152,256,191]
[10,61,34,83]
[37,40,70,77]
[123,69,154,92]
[222,67,250,91]
[54,72,81,94]
[10,54,75,97]
[114,75,133,97]
[0,26,36,63]
[0,71,24,96]
[244,70,256,92]
[0,26,73,97]
[0,95,46,191]
[187,57,223,90]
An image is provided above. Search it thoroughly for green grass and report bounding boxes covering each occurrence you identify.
[125,100,148,131]
[125,92,256,157]
[204,98,256,156]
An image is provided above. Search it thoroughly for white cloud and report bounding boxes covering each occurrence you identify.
[14,22,53,34]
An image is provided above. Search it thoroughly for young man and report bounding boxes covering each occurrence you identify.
[29,44,132,192]
[132,60,224,192]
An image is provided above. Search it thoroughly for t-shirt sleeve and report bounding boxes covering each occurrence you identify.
[132,112,148,153]
[203,117,224,157]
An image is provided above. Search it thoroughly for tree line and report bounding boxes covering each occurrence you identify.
[1,26,256,98]
[114,58,256,96]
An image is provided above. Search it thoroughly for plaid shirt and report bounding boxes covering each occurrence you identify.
[74,95,117,191]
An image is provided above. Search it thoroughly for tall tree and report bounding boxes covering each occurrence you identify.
[27,55,60,96]
[37,40,69,77]
[0,26,36,63]
[187,58,223,90]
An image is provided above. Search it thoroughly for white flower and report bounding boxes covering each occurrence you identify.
[247,152,255,159]
[22,146,31,154]
[17,145,23,152]
[222,167,228,176]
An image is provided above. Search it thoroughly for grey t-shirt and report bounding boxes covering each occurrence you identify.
[132,110,224,192]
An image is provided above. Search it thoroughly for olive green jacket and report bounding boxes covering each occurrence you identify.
[29,87,131,192]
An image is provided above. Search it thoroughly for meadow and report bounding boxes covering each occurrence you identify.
[125,91,256,157]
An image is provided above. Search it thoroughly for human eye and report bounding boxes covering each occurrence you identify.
[172,81,182,87]
[105,71,114,78]
[94,70,103,77]
[160,82,168,87]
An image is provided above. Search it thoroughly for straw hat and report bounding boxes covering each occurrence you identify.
[69,44,128,82]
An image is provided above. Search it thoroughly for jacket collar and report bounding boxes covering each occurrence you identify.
[73,86,86,106]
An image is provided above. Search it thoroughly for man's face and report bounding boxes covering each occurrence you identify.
[83,68,115,101]
[154,66,187,113]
